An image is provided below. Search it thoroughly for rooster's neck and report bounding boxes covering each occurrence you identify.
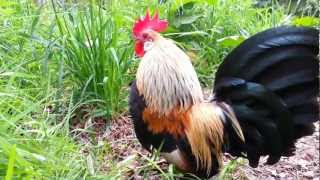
[136,38,203,115]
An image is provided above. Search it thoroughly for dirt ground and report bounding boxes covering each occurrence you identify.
[101,116,319,180]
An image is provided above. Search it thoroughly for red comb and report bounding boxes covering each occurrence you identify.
[133,9,168,39]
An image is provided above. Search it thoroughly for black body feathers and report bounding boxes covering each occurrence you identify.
[129,81,177,152]
[214,26,319,167]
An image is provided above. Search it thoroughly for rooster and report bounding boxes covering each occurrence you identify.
[129,10,319,178]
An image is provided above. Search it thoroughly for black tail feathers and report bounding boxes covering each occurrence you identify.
[213,26,319,167]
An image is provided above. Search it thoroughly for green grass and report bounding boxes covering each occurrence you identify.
[0,0,318,179]
[0,0,89,178]
[53,1,133,118]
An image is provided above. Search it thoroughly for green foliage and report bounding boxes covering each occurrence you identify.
[0,0,90,178]
[5,145,16,180]
[292,16,320,27]
[165,0,288,86]
[217,35,246,48]
[53,2,133,118]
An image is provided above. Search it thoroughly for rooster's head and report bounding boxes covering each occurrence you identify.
[132,9,168,57]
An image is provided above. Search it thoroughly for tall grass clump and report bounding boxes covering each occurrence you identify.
[0,0,98,178]
[53,2,133,118]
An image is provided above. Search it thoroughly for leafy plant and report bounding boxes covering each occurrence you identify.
[53,2,133,118]
[165,0,287,86]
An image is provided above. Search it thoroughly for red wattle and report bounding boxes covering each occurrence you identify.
[135,41,144,57]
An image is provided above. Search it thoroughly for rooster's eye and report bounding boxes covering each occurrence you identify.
[142,33,149,40]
